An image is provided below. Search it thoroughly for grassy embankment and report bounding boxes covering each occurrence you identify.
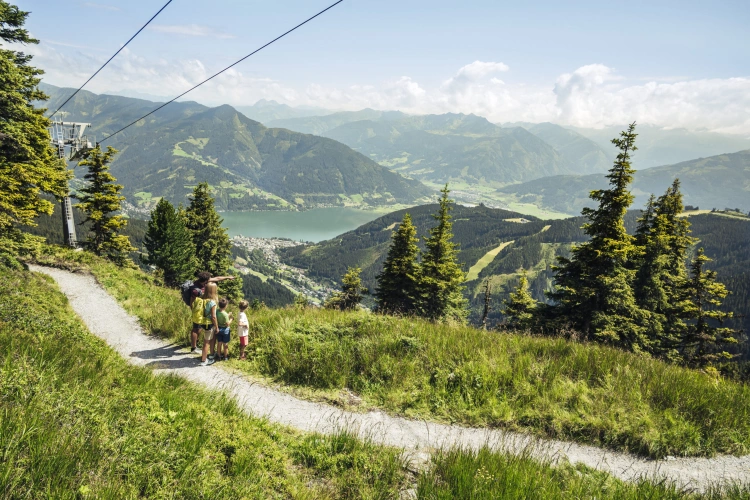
[32,247,750,460]
[2,265,407,498]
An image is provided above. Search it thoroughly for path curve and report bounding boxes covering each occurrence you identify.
[32,265,750,492]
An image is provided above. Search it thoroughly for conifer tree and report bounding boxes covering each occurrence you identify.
[375,213,421,315]
[550,124,648,350]
[0,2,69,261]
[503,271,537,329]
[681,248,740,367]
[419,185,467,322]
[143,199,196,286]
[325,267,366,311]
[76,146,135,265]
[633,180,694,358]
[185,182,232,277]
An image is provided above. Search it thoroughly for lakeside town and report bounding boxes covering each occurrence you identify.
[230,235,336,305]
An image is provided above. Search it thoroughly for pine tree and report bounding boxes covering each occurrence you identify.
[419,185,467,322]
[76,146,135,265]
[0,2,69,262]
[185,182,232,277]
[550,123,648,350]
[375,212,421,315]
[325,267,367,311]
[503,271,537,330]
[633,180,694,359]
[681,248,740,367]
[143,199,196,287]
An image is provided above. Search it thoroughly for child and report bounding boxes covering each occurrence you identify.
[216,297,233,361]
[200,283,220,366]
[237,300,249,360]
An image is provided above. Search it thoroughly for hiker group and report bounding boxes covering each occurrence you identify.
[182,272,249,366]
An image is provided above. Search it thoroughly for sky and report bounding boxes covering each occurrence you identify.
[13,0,750,134]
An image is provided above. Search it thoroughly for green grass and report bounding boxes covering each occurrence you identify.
[31,247,750,459]
[2,264,408,498]
[418,447,748,500]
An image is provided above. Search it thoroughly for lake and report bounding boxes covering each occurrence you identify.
[221,208,387,242]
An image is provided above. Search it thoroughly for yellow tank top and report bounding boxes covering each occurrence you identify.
[191,297,206,325]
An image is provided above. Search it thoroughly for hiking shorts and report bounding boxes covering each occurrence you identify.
[203,326,216,343]
[217,327,230,344]
[192,323,205,331]
[239,335,248,347]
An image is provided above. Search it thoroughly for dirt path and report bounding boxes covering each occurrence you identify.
[32,265,750,492]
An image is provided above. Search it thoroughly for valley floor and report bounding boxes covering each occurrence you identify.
[31,264,750,493]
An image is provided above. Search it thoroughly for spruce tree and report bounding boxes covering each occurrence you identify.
[550,123,648,350]
[419,185,467,322]
[76,146,135,265]
[0,2,69,261]
[681,248,740,367]
[143,199,196,287]
[325,267,366,311]
[185,182,232,277]
[633,180,694,359]
[503,271,537,330]
[375,212,421,315]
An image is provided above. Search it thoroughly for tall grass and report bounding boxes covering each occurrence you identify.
[2,264,407,498]
[32,247,750,458]
[418,447,750,499]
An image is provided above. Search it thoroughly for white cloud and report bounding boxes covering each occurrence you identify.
[148,24,235,39]
[456,61,510,79]
[24,44,750,135]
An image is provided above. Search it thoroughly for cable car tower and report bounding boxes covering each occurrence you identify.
[49,117,95,247]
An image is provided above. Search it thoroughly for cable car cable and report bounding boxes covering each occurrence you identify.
[98,0,344,145]
[51,0,174,118]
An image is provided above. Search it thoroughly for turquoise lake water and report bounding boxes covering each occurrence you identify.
[220,208,386,242]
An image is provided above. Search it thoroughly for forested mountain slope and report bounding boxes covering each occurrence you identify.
[280,204,546,290]
[40,84,431,210]
[499,149,750,213]
[282,208,749,338]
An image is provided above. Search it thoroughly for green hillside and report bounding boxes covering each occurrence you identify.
[498,149,750,213]
[40,84,431,210]
[281,207,749,339]
[34,248,750,459]
[280,204,547,289]
[323,113,577,185]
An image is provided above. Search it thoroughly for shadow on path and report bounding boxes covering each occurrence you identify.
[130,344,200,370]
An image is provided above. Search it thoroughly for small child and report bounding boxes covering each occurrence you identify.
[216,297,233,361]
[238,300,249,360]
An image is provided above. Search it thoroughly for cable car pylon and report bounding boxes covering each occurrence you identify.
[49,117,94,247]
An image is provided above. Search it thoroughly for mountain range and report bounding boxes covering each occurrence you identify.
[498,149,750,214]
[40,84,431,210]
[273,112,612,184]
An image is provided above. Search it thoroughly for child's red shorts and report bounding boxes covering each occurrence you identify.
[239,336,248,347]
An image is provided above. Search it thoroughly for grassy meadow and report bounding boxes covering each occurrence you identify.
[2,263,408,498]
[31,247,750,460]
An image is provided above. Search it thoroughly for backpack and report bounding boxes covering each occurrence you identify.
[180,280,195,306]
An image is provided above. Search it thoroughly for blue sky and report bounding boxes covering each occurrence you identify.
[15,0,750,133]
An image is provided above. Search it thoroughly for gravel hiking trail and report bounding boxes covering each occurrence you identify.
[32,265,750,492]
